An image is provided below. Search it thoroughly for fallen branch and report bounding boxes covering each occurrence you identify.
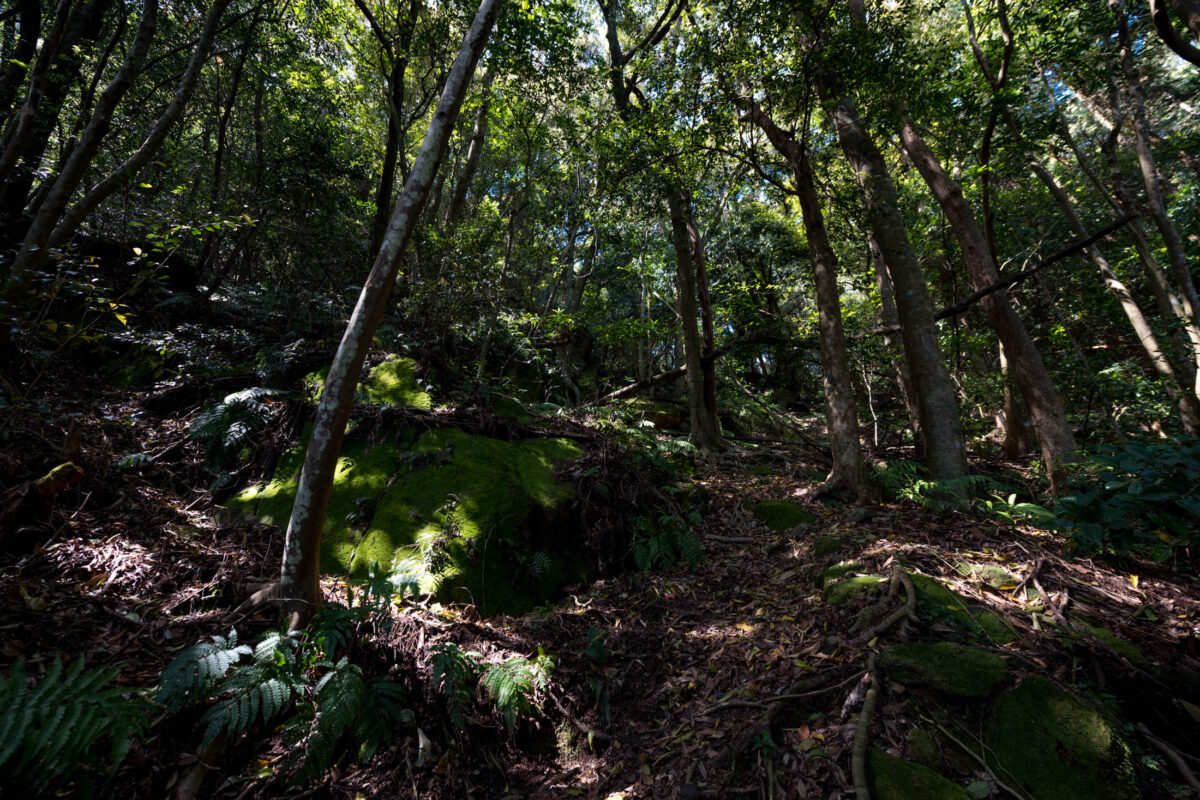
[1137,722,1200,794]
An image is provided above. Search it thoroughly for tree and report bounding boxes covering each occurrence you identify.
[279,0,501,629]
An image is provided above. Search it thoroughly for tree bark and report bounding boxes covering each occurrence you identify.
[828,96,968,482]
[445,70,496,225]
[869,231,922,450]
[0,0,39,119]
[1148,0,1200,66]
[279,0,500,629]
[738,92,872,501]
[1114,0,1200,330]
[899,118,1076,490]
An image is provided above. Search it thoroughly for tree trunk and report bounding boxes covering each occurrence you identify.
[445,70,495,225]
[1115,0,1200,330]
[899,118,1075,490]
[869,232,923,451]
[667,187,725,451]
[828,96,968,482]
[739,92,871,501]
[0,0,39,119]
[279,0,500,629]
[3,0,158,304]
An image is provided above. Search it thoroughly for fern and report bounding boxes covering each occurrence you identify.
[199,631,300,745]
[0,656,150,793]
[480,650,555,731]
[156,628,251,713]
[189,387,283,467]
[430,642,481,729]
[631,511,703,571]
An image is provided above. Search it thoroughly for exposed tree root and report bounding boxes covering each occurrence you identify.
[851,653,879,800]
[856,564,917,642]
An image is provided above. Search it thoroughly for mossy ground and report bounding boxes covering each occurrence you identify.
[751,500,815,531]
[867,749,971,800]
[880,642,1008,699]
[985,675,1137,800]
[228,425,582,613]
[911,573,1016,643]
[305,355,432,410]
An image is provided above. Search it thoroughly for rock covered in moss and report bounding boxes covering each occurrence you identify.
[985,676,1138,800]
[305,355,432,410]
[821,562,885,606]
[751,500,815,531]
[911,574,1016,644]
[228,425,582,613]
[868,749,971,800]
[881,642,1008,699]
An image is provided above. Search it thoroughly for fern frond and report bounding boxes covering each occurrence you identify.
[157,628,250,712]
[0,656,150,791]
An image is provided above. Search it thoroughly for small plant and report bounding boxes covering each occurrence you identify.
[481,649,556,731]
[631,506,703,570]
[428,643,556,731]
[582,626,611,724]
[430,642,481,728]
[1054,439,1200,559]
[189,387,284,469]
[158,601,412,785]
[0,656,150,795]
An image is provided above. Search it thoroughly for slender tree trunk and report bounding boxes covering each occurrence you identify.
[827,96,968,482]
[683,190,720,429]
[38,0,232,253]
[667,187,725,451]
[739,93,872,501]
[3,0,158,304]
[1114,0,1200,329]
[445,70,495,225]
[0,0,40,120]
[279,0,500,629]
[899,119,1075,490]
[869,232,923,450]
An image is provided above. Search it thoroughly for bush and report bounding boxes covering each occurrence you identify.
[1054,439,1200,559]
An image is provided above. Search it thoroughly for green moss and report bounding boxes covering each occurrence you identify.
[228,426,582,614]
[491,395,533,422]
[911,574,1016,644]
[1075,620,1147,666]
[814,536,844,557]
[825,575,885,606]
[304,356,432,410]
[748,465,775,476]
[906,727,942,770]
[822,560,863,587]
[985,676,1137,800]
[867,749,971,800]
[751,500,816,531]
[880,642,1008,699]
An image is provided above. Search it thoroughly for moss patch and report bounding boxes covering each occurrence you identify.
[1075,620,1147,666]
[228,426,582,613]
[824,572,885,606]
[814,536,844,557]
[305,355,432,410]
[911,574,1016,644]
[985,676,1137,800]
[880,642,1008,699]
[751,500,816,531]
[868,749,971,800]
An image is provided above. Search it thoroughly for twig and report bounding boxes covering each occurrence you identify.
[700,669,865,715]
[851,653,879,800]
[926,717,1032,800]
[1031,575,1069,628]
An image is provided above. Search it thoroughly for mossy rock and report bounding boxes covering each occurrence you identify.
[985,676,1137,800]
[305,355,432,410]
[868,749,971,800]
[911,574,1016,644]
[1075,620,1147,666]
[622,399,681,429]
[880,642,1008,699]
[491,395,533,423]
[825,574,885,606]
[814,535,844,557]
[751,500,816,531]
[228,426,583,614]
[822,560,863,587]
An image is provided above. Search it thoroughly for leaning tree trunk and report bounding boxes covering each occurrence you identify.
[899,119,1076,491]
[279,0,500,629]
[739,92,872,501]
[869,232,923,451]
[828,96,968,482]
[1114,0,1200,329]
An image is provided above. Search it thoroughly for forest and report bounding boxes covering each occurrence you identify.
[1,0,1199,797]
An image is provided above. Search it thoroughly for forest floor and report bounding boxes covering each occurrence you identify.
[3,367,1200,800]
